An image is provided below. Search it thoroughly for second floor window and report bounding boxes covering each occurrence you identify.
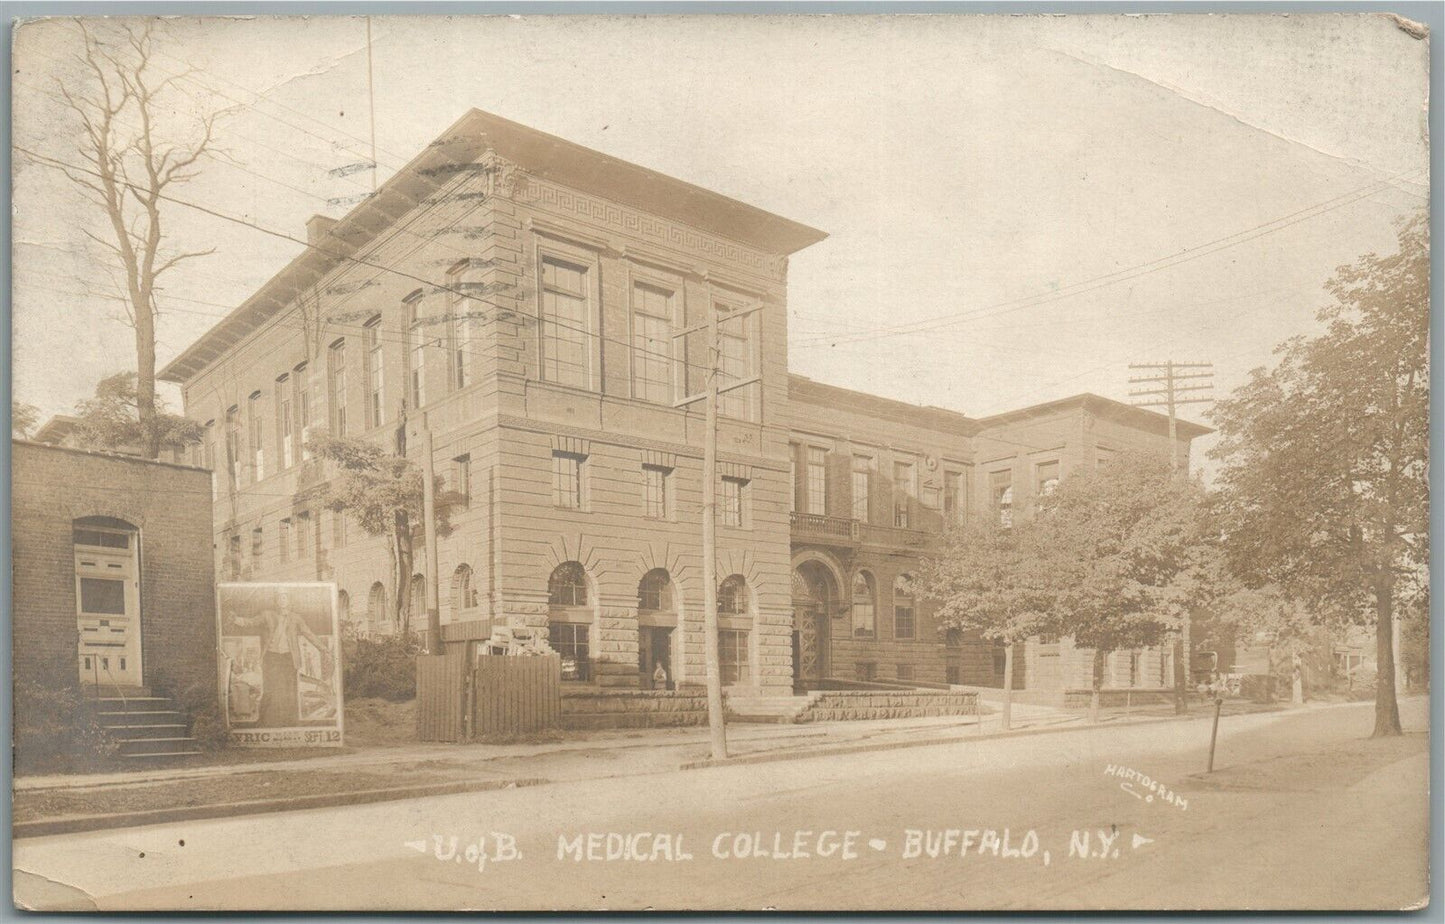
[328,340,348,437]
[448,281,474,391]
[364,316,384,429]
[643,464,670,519]
[893,460,915,528]
[406,297,427,410]
[944,469,965,524]
[276,374,293,470]
[990,470,1014,528]
[294,363,312,460]
[806,447,827,515]
[540,256,591,389]
[553,450,585,509]
[851,455,872,522]
[247,391,265,482]
[721,476,747,528]
[632,283,674,404]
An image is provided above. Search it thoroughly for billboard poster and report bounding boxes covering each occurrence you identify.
[217,582,344,747]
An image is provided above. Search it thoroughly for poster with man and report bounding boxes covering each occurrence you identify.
[217,583,344,747]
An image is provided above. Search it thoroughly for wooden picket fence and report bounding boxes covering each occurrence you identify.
[416,652,561,742]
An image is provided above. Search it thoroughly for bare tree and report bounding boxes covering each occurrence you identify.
[54,20,219,459]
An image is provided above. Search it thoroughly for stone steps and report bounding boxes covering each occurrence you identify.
[91,691,200,759]
[725,693,820,724]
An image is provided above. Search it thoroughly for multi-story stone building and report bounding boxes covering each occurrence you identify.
[160,109,1207,699]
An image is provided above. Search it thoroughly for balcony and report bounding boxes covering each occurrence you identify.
[789,512,932,551]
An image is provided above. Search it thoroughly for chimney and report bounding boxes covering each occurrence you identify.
[306,214,338,247]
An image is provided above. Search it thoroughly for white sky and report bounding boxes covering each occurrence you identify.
[11,14,1431,473]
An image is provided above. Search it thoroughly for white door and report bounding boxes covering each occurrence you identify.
[75,533,142,687]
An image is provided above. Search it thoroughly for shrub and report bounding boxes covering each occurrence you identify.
[176,681,230,751]
[14,678,119,775]
[343,630,420,701]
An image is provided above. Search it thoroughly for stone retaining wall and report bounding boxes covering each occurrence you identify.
[794,690,979,723]
[1063,688,1175,708]
[559,690,709,730]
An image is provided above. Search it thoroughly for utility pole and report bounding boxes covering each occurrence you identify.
[674,298,764,761]
[1129,360,1214,714]
[420,411,441,654]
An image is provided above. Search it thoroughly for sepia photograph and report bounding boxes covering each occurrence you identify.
[7,9,1434,912]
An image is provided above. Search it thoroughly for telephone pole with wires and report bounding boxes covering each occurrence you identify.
[1129,360,1214,714]
[673,299,764,761]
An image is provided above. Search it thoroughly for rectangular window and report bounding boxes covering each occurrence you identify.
[854,662,877,682]
[454,454,472,510]
[806,447,827,515]
[79,578,126,615]
[279,517,292,562]
[895,602,915,640]
[1036,460,1060,497]
[250,525,263,566]
[540,256,591,389]
[552,451,585,509]
[719,629,750,685]
[897,664,915,682]
[946,664,961,685]
[643,464,670,519]
[332,510,347,548]
[276,375,293,470]
[990,469,1014,528]
[944,469,965,524]
[247,392,265,482]
[364,316,384,428]
[227,534,242,579]
[328,340,348,437]
[294,363,312,460]
[406,297,426,410]
[551,623,591,682]
[721,476,747,528]
[851,455,872,522]
[717,306,756,421]
[448,282,474,391]
[297,511,311,559]
[632,282,674,404]
[893,460,915,528]
[204,437,217,500]
[225,407,241,489]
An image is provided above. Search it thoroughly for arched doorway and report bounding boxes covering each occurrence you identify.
[637,568,677,689]
[792,561,838,690]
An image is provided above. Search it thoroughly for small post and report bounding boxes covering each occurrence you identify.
[1206,693,1223,773]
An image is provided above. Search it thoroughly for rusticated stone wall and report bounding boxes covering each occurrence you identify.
[794,690,978,723]
[558,689,709,730]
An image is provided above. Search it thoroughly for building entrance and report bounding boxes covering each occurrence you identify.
[639,626,674,689]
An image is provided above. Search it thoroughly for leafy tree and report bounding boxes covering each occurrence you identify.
[306,429,461,640]
[915,518,1055,730]
[74,370,203,454]
[1210,214,1427,737]
[1211,584,1324,704]
[12,400,40,439]
[1035,452,1221,721]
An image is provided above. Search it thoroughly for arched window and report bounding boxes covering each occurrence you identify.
[337,590,351,625]
[638,568,673,612]
[851,571,876,638]
[368,581,389,627]
[548,561,589,608]
[718,575,750,615]
[893,574,915,640]
[451,564,476,616]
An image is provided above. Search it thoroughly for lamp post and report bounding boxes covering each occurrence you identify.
[1198,679,1226,773]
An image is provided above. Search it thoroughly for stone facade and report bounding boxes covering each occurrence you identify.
[160,109,1207,701]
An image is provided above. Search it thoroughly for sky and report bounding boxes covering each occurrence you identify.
[11,13,1431,475]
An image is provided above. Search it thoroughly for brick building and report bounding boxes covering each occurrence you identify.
[11,440,218,702]
[159,109,1206,699]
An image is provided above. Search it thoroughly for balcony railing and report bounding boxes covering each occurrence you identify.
[789,512,932,550]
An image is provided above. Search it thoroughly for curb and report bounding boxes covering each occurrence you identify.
[677,709,1258,770]
[14,776,550,839]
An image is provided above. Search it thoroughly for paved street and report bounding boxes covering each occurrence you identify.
[14,697,1428,912]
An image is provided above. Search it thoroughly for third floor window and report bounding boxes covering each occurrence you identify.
[540,256,592,389]
[631,282,674,404]
[364,316,384,429]
[806,447,827,515]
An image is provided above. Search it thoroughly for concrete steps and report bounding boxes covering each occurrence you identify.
[725,693,821,724]
[91,693,201,760]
